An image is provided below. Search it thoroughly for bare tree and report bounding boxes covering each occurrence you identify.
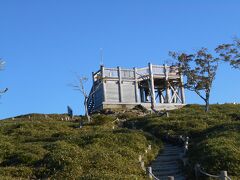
[72,76,102,123]
[216,38,240,69]
[170,48,219,112]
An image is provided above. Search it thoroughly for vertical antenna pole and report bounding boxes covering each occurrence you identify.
[100,48,104,66]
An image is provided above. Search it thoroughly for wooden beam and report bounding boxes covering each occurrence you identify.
[160,92,165,103]
[101,65,106,102]
[117,66,122,102]
[164,64,171,103]
[148,63,156,108]
[134,67,139,103]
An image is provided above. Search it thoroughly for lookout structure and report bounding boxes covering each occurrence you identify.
[87,63,185,113]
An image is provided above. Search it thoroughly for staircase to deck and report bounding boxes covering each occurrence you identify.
[87,87,95,114]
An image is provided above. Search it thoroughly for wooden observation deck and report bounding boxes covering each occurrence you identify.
[87,63,185,113]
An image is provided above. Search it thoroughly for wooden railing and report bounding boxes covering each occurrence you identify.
[146,136,189,180]
[100,65,179,79]
[195,164,232,180]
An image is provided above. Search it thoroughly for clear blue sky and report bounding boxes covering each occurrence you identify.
[0,0,239,119]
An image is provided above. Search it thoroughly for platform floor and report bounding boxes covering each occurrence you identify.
[94,102,185,111]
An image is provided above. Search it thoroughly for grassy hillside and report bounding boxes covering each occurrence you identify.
[0,114,160,179]
[1,104,239,179]
[125,104,240,179]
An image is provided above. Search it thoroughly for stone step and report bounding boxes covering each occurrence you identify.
[164,145,182,148]
[158,174,185,180]
[163,149,183,153]
[163,149,183,152]
[151,162,178,167]
[163,147,183,150]
[151,160,178,166]
[152,165,179,171]
[163,144,181,147]
[153,169,181,177]
[164,146,182,149]
[156,155,180,161]
[164,145,182,149]
[160,152,182,156]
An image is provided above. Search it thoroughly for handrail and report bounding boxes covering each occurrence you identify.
[145,136,189,180]
[198,167,219,178]
[195,164,232,180]
[146,167,160,180]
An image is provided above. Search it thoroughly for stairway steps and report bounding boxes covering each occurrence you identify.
[150,143,186,180]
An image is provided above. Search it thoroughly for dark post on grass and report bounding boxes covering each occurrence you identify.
[67,106,73,119]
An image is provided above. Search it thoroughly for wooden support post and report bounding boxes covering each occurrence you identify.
[133,67,139,103]
[180,75,185,104]
[164,64,171,103]
[141,161,145,171]
[220,171,228,180]
[117,66,122,102]
[138,155,142,162]
[158,90,161,103]
[148,167,153,179]
[148,63,156,109]
[160,91,164,104]
[100,65,106,102]
[140,87,144,102]
[172,88,177,103]
[195,164,200,180]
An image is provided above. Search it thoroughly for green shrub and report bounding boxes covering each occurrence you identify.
[0,113,160,179]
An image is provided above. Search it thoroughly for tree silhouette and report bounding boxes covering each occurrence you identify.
[216,38,240,69]
[170,48,219,112]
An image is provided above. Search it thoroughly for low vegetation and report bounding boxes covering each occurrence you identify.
[0,114,160,179]
[125,104,240,179]
[0,104,239,179]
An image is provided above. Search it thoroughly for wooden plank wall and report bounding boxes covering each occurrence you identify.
[105,81,120,102]
[121,81,136,103]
